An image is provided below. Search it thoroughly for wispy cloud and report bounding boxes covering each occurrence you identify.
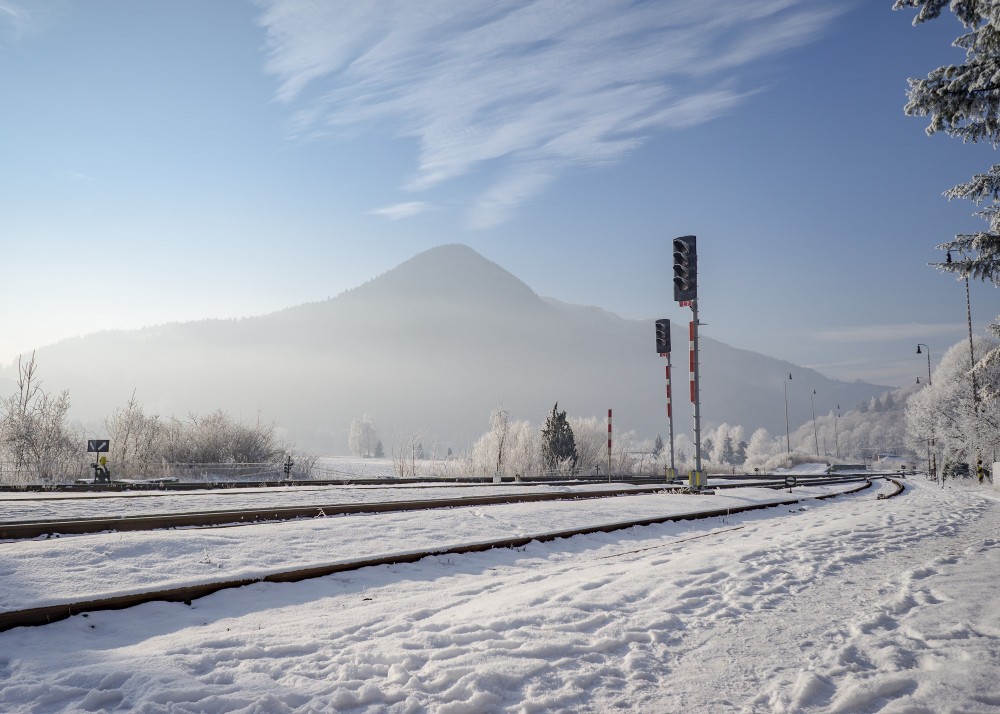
[58,170,95,183]
[814,323,966,343]
[370,201,431,220]
[0,1,31,41]
[255,0,844,226]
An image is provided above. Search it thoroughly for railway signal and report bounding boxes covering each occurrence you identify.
[670,235,702,488]
[655,318,671,354]
[655,319,677,482]
[672,235,697,302]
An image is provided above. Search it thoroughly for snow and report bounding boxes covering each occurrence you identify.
[1,478,997,713]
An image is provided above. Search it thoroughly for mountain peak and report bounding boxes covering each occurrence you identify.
[346,244,543,310]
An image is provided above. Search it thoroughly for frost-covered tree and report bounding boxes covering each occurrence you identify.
[707,424,728,465]
[744,428,774,468]
[171,410,282,465]
[463,402,516,479]
[540,403,578,472]
[611,429,636,475]
[652,434,664,458]
[721,434,737,466]
[702,437,714,462]
[348,414,379,457]
[105,392,166,476]
[569,416,608,472]
[906,335,1000,468]
[505,420,541,477]
[465,414,539,479]
[896,0,1000,386]
[0,352,81,483]
[736,440,749,464]
[673,433,693,470]
[392,428,424,477]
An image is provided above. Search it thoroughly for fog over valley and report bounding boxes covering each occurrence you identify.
[1,245,890,455]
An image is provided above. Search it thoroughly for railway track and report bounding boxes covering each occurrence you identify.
[0,475,876,541]
[0,475,670,494]
[0,470,900,494]
[0,485,666,540]
[0,478,902,633]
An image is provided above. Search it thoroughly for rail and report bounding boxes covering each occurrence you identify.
[0,478,883,632]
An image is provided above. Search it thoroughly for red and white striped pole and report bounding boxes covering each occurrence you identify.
[607,408,612,481]
[689,320,697,404]
[690,303,703,485]
[665,352,675,478]
[665,363,672,420]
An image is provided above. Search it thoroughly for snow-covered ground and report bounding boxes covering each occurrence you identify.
[1,478,997,713]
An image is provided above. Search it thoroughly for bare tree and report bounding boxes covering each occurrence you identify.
[392,428,425,477]
[0,352,81,483]
[490,403,510,482]
[105,391,166,476]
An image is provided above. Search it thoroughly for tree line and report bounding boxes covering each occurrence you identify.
[0,353,299,485]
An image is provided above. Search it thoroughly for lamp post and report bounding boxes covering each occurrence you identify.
[916,344,931,385]
[810,389,819,457]
[834,404,840,460]
[784,373,792,455]
[916,343,938,483]
[946,251,977,404]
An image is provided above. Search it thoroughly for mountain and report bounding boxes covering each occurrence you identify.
[3,244,890,454]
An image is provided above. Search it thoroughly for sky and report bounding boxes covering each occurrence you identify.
[1,0,996,389]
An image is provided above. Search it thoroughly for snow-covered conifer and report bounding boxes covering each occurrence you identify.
[540,403,578,472]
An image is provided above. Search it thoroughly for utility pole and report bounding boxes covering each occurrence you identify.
[811,389,819,457]
[784,373,792,455]
[834,404,840,460]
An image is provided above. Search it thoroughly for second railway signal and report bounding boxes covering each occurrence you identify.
[672,235,697,302]
[655,318,671,354]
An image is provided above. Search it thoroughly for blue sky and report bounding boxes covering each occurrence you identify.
[0,0,995,391]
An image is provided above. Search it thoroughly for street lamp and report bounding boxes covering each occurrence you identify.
[784,373,792,455]
[810,389,819,457]
[916,343,938,482]
[916,344,931,385]
[834,404,840,460]
[947,250,978,404]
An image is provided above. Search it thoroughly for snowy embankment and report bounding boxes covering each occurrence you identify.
[0,479,997,713]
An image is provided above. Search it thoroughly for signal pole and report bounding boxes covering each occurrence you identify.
[655,318,675,480]
[666,350,676,477]
[672,235,702,489]
[691,299,702,478]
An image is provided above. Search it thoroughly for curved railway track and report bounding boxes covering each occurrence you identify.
[0,475,876,541]
[0,478,904,633]
[0,485,665,540]
[1,470,905,494]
